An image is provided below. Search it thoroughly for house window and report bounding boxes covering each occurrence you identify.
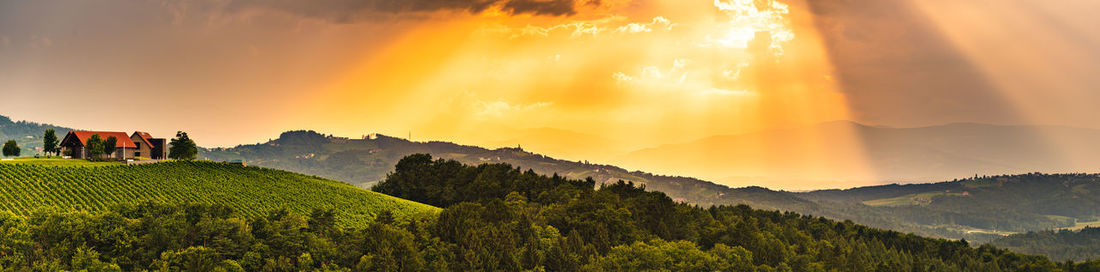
[135,152,141,157]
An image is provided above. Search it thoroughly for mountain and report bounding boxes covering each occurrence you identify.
[0,160,437,227]
[0,115,74,155]
[621,121,1100,189]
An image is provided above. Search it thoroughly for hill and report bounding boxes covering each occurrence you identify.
[0,160,437,227]
[991,228,1100,262]
[3,154,1095,271]
[200,130,809,210]
[0,115,73,155]
[366,154,1097,271]
[793,173,1100,241]
[199,130,1100,243]
[622,121,1100,189]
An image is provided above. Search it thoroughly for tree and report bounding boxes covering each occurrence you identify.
[169,131,198,160]
[104,136,118,159]
[2,140,19,157]
[42,129,58,156]
[87,134,104,159]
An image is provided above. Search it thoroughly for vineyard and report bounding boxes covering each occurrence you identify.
[0,160,437,227]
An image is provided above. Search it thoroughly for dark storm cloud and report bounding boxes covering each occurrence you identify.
[221,0,594,22]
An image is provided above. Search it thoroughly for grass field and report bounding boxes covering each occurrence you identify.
[1057,219,1100,231]
[862,191,967,207]
[0,160,438,228]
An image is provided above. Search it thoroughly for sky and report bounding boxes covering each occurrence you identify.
[2,0,1099,189]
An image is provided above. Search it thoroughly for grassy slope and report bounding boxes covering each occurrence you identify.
[0,160,437,228]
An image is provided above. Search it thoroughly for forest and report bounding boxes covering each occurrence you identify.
[3,154,1096,271]
[991,227,1100,262]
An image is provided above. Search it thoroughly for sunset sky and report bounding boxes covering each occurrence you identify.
[2,0,1099,188]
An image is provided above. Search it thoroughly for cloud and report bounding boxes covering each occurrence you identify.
[215,0,599,22]
[485,15,674,40]
[614,16,673,33]
[475,100,553,119]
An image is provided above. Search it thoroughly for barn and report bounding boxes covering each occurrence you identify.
[59,131,168,160]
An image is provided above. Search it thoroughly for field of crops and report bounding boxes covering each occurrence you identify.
[0,158,120,167]
[0,160,438,227]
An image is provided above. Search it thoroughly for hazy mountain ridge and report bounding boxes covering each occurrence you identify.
[622,121,1100,189]
[200,130,807,209]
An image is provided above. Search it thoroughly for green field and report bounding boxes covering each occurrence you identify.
[0,157,121,167]
[0,160,438,227]
[862,191,966,207]
[1058,219,1100,231]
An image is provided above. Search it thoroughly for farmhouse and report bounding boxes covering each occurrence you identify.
[59,131,168,160]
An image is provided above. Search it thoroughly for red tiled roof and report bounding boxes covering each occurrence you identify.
[67,131,137,148]
[132,131,154,147]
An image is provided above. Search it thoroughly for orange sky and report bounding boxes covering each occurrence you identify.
[2,0,1099,189]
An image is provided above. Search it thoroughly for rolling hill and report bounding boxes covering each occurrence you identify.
[991,227,1100,262]
[0,115,73,155]
[198,130,1100,246]
[7,114,1100,259]
[622,121,1100,189]
[798,173,1100,240]
[0,159,437,227]
[199,130,806,210]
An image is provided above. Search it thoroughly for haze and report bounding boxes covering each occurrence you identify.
[2,0,1099,189]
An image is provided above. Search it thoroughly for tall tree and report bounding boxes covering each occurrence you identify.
[87,134,104,159]
[104,136,118,159]
[169,131,197,160]
[2,140,19,157]
[43,129,58,156]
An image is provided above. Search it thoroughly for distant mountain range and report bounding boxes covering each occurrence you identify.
[622,121,1100,189]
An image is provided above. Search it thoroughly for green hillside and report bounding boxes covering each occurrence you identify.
[0,160,437,227]
[0,115,73,156]
[992,227,1100,261]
